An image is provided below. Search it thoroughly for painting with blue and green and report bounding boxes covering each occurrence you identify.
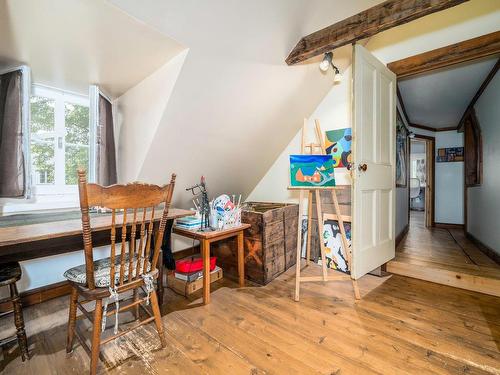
[289,155,336,187]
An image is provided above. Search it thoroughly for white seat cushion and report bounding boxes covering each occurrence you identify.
[64,254,152,288]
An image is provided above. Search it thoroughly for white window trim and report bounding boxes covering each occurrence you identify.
[31,84,91,196]
[0,84,94,214]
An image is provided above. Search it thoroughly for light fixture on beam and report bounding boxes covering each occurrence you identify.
[319,52,342,83]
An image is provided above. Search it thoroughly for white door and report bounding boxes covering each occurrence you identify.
[351,44,396,280]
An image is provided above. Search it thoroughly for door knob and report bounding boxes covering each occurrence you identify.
[358,163,368,172]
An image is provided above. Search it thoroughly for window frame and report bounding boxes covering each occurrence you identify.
[30,84,94,195]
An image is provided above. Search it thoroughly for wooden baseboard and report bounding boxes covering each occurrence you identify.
[0,246,202,313]
[434,222,464,230]
[465,232,500,265]
[396,224,409,247]
[0,281,71,313]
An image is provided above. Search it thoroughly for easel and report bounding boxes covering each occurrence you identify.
[292,119,360,301]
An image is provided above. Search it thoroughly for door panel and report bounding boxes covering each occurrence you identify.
[352,44,396,279]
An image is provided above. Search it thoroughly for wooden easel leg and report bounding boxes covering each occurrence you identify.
[294,190,305,302]
[306,190,313,265]
[315,190,328,282]
[331,189,360,300]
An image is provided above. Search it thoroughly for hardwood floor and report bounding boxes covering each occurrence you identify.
[388,211,500,296]
[0,263,499,374]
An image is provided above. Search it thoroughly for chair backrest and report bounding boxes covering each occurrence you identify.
[409,178,420,199]
[77,170,176,290]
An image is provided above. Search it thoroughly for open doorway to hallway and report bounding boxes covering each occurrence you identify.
[409,136,435,228]
[389,37,500,296]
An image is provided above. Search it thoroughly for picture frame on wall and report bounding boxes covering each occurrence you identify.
[396,110,409,187]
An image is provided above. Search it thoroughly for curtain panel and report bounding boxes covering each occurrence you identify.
[0,70,25,197]
[96,94,117,186]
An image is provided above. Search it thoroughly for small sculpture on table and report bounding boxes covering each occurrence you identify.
[186,176,211,232]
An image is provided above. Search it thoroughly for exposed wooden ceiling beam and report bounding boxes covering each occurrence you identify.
[285,0,469,65]
[388,31,500,78]
[457,58,500,132]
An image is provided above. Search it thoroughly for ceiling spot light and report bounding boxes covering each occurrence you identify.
[319,52,342,83]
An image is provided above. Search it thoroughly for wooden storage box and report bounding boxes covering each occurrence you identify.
[210,202,299,285]
[167,267,223,296]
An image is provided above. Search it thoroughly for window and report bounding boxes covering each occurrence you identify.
[30,85,92,193]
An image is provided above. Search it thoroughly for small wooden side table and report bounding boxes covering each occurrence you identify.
[173,224,251,304]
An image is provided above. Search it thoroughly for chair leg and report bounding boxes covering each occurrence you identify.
[157,249,164,306]
[149,291,166,348]
[132,288,140,320]
[66,286,78,354]
[9,283,28,361]
[90,299,103,375]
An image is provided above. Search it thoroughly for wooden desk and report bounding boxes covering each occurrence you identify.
[0,208,193,304]
[173,224,251,304]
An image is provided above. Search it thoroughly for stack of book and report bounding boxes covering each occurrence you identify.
[175,216,202,230]
[168,266,223,296]
[174,265,222,282]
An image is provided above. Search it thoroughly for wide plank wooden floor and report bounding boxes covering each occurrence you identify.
[388,211,500,296]
[1,262,499,374]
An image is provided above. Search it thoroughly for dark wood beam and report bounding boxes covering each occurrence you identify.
[285,0,468,65]
[457,58,500,131]
[410,123,438,132]
[388,31,500,78]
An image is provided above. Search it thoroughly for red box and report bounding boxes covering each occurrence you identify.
[175,256,216,273]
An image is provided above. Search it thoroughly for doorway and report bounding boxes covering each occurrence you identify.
[409,135,435,228]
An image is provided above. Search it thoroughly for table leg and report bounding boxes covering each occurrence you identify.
[237,232,245,287]
[202,239,210,305]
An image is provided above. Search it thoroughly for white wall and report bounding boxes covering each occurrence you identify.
[114,50,188,183]
[468,71,500,254]
[247,66,352,203]
[435,131,464,224]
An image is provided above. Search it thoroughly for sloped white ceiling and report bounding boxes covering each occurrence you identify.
[111,0,383,206]
[399,56,498,128]
[0,0,184,97]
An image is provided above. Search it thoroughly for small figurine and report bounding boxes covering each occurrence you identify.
[186,176,211,231]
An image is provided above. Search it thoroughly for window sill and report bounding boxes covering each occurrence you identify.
[0,191,79,215]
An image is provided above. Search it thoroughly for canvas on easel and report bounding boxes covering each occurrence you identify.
[322,214,351,274]
[290,118,360,302]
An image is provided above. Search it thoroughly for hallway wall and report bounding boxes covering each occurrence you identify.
[468,71,500,255]
[408,127,464,225]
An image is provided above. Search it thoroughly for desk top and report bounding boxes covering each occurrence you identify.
[0,208,193,247]
[173,224,251,241]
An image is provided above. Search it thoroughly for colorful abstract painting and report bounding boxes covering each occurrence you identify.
[325,128,352,168]
[322,218,351,274]
[289,155,336,187]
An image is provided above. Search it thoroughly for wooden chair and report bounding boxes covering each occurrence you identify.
[0,262,29,361]
[64,170,176,375]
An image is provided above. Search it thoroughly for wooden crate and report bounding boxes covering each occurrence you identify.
[210,202,299,285]
[167,267,223,296]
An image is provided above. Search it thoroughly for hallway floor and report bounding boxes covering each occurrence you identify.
[387,211,500,296]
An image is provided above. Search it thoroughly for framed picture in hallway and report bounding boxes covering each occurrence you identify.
[396,111,408,187]
[437,147,464,162]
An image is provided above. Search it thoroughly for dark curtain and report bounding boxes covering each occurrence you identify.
[0,70,25,197]
[96,94,117,186]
